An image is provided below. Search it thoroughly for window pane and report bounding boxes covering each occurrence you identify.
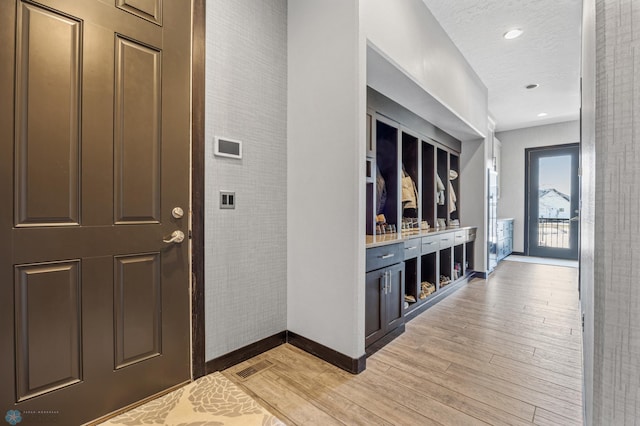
[537,155,571,248]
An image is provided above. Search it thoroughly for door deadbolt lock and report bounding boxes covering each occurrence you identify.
[172,207,184,219]
[163,230,185,244]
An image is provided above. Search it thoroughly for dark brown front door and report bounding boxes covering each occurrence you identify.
[0,1,192,424]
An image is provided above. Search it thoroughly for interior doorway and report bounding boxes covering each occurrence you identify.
[525,144,580,260]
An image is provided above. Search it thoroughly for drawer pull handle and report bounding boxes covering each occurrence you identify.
[406,246,418,250]
[456,236,464,239]
[424,242,436,245]
[380,253,395,259]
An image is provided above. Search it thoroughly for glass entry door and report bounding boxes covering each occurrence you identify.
[526,144,579,259]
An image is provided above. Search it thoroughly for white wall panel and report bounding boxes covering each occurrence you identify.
[460,135,489,273]
[287,0,366,358]
[363,0,487,139]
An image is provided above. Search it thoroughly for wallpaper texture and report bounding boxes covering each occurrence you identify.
[204,0,287,360]
[593,0,640,423]
[580,0,596,423]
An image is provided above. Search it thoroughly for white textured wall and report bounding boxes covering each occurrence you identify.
[590,0,640,423]
[581,0,596,422]
[204,0,287,360]
[362,0,487,137]
[288,0,366,358]
[460,135,489,273]
[496,121,580,253]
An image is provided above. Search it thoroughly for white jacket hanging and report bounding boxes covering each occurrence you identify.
[436,174,445,205]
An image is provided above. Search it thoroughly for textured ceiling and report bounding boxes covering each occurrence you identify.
[421,0,582,132]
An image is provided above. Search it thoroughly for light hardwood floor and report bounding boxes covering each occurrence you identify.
[222,261,583,426]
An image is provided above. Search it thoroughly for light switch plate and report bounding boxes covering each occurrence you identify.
[220,191,235,209]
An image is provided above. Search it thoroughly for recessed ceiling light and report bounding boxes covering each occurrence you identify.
[526,84,539,90]
[537,112,548,117]
[503,28,524,40]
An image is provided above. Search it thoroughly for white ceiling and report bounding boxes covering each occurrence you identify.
[421,0,582,132]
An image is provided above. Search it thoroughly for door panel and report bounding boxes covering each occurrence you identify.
[385,263,404,331]
[117,0,163,25]
[15,261,82,402]
[15,3,81,227]
[114,253,162,369]
[365,270,384,346]
[0,0,191,424]
[114,36,161,224]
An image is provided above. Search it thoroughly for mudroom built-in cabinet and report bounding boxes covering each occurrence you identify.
[365,89,478,352]
[497,218,514,262]
[365,244,405,348]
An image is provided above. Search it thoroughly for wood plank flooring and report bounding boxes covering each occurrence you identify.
[223,261,583,425]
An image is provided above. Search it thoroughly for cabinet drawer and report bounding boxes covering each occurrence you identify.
[438,233,454,249]
[466,228,477,242]
[403,238,421,260]
[421,235,439,254]
[454,230,466,245]
[366,243,403,272]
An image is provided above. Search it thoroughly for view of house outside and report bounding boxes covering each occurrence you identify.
[537,155,572,248]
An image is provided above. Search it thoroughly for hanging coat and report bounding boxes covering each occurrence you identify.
[401,170,418,210]
[436,174,445,205]
[449,169,458,213]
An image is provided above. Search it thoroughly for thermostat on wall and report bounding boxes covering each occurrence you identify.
[214,136,242,159]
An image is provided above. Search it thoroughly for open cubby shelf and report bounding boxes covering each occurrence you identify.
[422,143,436,229]
[367,113,462,237]
[365,106,477,351]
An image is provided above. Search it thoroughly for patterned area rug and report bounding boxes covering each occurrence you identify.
[99,372,285,426]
